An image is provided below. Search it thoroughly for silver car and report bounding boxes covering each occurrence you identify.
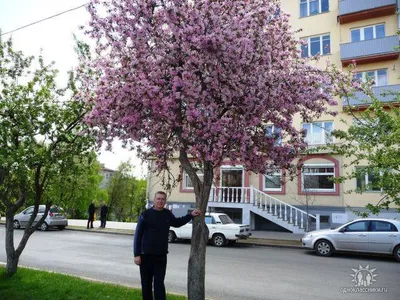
[301,218,400,262]
[13,205,68,231]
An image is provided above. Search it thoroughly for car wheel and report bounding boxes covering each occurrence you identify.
[40,222,48,231]
[13,220,21,229]
[168,230,177,243]
[57,226,65,230]
[394,245,400,262]
[315,239,334,257]
[212,234,226,247]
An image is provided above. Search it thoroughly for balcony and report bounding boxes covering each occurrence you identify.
[342,84,400,108]
[340,35,399,66]
[338,0,397,24]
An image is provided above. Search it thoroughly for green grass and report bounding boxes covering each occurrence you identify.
[0,266,187,300]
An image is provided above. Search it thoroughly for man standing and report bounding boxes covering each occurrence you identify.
[87,201,95,229]
[134,191,201,300]
[100,201,108,228]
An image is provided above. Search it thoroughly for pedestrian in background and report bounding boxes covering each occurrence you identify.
[134,191,201,300]
[100,201,108,228]
[87,201,95,229]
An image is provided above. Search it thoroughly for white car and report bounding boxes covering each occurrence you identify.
[301,218,400,261]
[168,212,251,247]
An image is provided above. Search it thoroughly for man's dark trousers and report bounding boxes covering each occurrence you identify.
[139,254,167,300]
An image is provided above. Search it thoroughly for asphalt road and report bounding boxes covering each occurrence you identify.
[0,227,399,300]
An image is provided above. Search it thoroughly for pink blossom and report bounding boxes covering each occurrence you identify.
[81,0,349,176]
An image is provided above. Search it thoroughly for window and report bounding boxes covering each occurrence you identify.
[300,0,329,17]
[370,221,398,232]
[50,206,64,213]
[356,167,382,192]
[301,35,330,58]
[219,214,234,224]
[205,216,215,224]
[351,24,385,42]
[354,69,387,87]
[345,221,369,232]
[263,170,282,192]
[24,207,34,215]
[266,125,282,145]
[310,215,329,223]
[302,164,335,192]
[183,171,204,189]
[302,121,333,145]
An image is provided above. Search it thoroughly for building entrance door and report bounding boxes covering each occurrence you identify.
[221,168,243,203]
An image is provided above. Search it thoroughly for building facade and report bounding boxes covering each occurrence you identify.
[147,0,400,232]
[100,164,116,189]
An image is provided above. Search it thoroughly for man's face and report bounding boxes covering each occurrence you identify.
[153,193,167,211]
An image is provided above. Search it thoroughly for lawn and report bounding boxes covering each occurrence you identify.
[0,266,187,300]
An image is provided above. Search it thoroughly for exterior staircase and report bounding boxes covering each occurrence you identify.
[208,186,320,234]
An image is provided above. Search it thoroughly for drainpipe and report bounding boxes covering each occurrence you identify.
[145,159,152,209]
[398,0,400,30]
[398,1,400,30]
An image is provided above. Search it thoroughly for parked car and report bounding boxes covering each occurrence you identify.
[301,218,400,261]
[13,205,68,231]
[168,212,251,247]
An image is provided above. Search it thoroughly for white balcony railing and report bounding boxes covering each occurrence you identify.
[208,187,252,203]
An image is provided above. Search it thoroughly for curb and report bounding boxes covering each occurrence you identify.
[66,226,134,236]
[65,226,304,250]
[1,222,304,250]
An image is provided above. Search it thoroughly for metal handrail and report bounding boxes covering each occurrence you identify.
[252,187,317,221]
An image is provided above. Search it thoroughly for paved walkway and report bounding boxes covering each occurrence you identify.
[67,219,304,248]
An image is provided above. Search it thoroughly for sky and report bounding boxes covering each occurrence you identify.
[0,0,147,178]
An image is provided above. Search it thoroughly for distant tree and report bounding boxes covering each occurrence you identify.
[107,161,146,221]
[329,89,400,216]
[128,177,147,222]
[46,153,103,218]
[107,162,132,221]
[81,0,349,298]
[0,37,95,277]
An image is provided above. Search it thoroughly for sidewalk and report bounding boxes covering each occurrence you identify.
[67,219,304,249]
[0,217,304,248]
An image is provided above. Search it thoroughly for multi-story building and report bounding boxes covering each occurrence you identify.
[100,164,116,189]
[146,0,400,232]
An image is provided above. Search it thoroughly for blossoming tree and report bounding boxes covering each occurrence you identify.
[82,0,346,298]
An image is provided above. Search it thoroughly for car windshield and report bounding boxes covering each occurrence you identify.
[219,215,234,224]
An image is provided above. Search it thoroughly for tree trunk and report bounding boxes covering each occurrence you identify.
[179,154,213,300]
[5,208,34,277]
[5,213,19,277]
[6,252,19,277]
[187,217,209,300]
